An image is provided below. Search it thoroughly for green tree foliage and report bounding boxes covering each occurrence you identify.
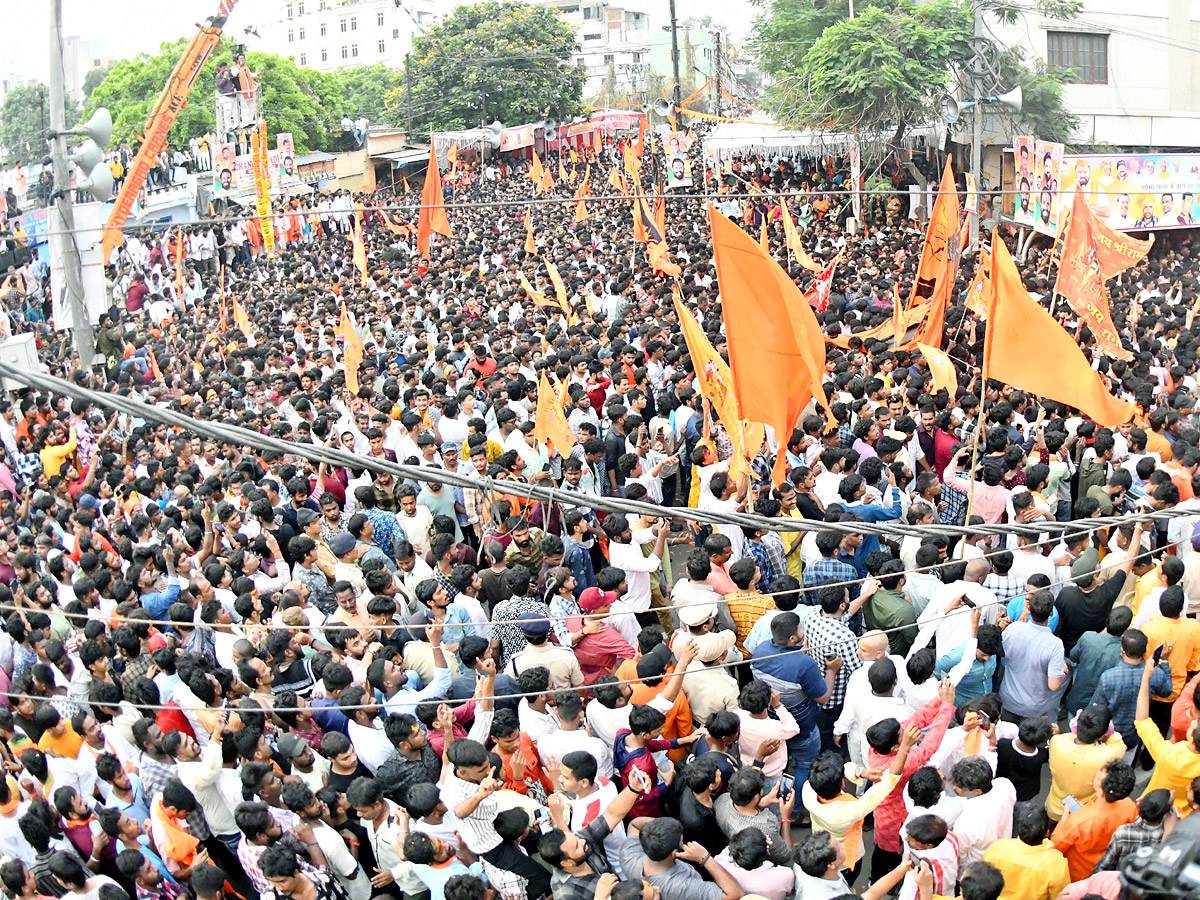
[752,0,1082,154]
[390,1,584,131]
[84,38,400,153]
[0,83,79,166]
[82,64,114,101]
[328,65,397,125]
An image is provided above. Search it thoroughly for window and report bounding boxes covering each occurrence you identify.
[352,43,358,57]
[319,0,325,8]
[633,52,643,62]
[341,45,348,58]
[320,22,326,35]
[340,18,347,32]
[287,29,294,42]
[377,12,385,26]
[584,32,601,41]
[378,39,386,53]
[350,16,357,30]
[321,48,328,62]
[393,28,400,38]
[603,53,614,63]
[297,1,304,13]
[1047,31,1108,83]
[299,53,307,65]
[299,27,305,39]
[583,6,594,18]
[286,3,293,18]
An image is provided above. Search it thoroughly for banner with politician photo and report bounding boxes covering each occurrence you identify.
[1033,140,1063,235]
[1059,152,1200,230]
[276,132,299,185]
[664,131,693,189]
[1012,136,1035,226]
[213,144,238,196]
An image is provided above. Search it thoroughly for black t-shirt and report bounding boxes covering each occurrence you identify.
[1055,572,1128,655]
[678,791,725,854]
[995,738,1049,802]
[325,760,373,794]
[796,494,823,520]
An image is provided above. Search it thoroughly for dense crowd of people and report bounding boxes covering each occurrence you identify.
[0,124,1197,900]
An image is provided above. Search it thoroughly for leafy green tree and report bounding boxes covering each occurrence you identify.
[329,65,398,126]
[0,83,79,166]
[85,38,341,153]
[389,0,585,131]
[752,0,1082,160]
[82,64,113,101]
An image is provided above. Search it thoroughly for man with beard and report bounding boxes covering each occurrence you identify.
[538,765,652,900]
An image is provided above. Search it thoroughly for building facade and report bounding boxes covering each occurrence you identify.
[251,0,441,74]
[986,0,1200,147]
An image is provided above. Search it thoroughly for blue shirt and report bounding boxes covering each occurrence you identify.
[749,642,828,734]
[563,537,596,597]
[935,646,996,703]
[803,557,859,606]
[140,581,181,619]
[1006,594,1061,634]
[1092,660,1172,744]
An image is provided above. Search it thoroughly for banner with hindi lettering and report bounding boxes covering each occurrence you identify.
[1059,152,1200,231]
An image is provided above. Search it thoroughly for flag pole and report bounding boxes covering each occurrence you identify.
[963,229,996,528]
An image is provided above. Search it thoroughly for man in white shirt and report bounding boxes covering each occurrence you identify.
[602,514,668,621]
[949,756,1017,867]
[909,559,999,656]
[341,687,397,774]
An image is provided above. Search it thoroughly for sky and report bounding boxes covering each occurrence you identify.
[10,0,758,84]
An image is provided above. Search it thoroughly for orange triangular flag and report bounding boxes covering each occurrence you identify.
[915,342,958,398]
[520,273,555,309]
[529,151,544,183]
[524,207,536,255]
[673,294,763,481]
[352,220,368,285]
[964,248,990,319]
[232,297,253,340]
[448,142,458,172]
[574,166,591,223]
[148,348,163,382]
[648,241,681,278]
[337,302,365,394]
[608,165,626,196]
[535,371,576,457]
[403,175,411,193]
[1053,191,1144,362]
[708,203,833,481]
[543,258,578,325]
[899,158,961,351]
[782,203,821,273]
[759,219,770,255]
[539,164,554,194]
[417,142,451,256]
[984,230,1134,427]
[558,155,569,183]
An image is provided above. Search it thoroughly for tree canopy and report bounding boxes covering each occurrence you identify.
[82,38,402,154]
[1,83,79,166]
[751,0,1081,155]
[389,0,584,131]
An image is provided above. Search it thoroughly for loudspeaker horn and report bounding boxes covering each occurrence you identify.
[653,97,674,117]
[994,85,1022,113]
[66,107,112,147]
[940,96,961,124]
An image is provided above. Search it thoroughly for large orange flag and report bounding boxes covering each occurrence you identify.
[338,303,365,394]
[648,241,681,278]
[417,142,451,256]
[781,203,821,273]
[520,273,555,309]
[708,204,832,481]
[535,372,576,457]
[984,230,1134,427]
[1054,191,1144,361]
[528,151,545,184]
[900,158,961,350]
[608,165,626,196]
[232,297,253,340]
[673,294,763,480]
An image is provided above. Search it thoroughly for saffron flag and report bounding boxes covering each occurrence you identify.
[524,207,536,255]
[915,342,958,399]
[781,203,820,273]
[232,297,253,340]
[632,187,664,244]
[654,195,666,237]
[559,155,569,184]
[338,302,365,395]
[608,165,626,196]
[964,248,990,319]
[673,294,763,480]
[352,219,368,285]
[574,166,591,223]
[759,219,769,255]
[543,258,578,325]
[539,163,554,194]
[381,210,412,237]
[447,142,458,172]
[708,204,833,481]
[520,273,555,308]
[403,175,411,193]
[535,371,576,457]
[648,241,681,278]
[900,158,962,350]
[984,230,1134,427]
[417,142,451,256]
[529,151,545,184]
[1054,191,1145,361]
[148,348,163,383]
